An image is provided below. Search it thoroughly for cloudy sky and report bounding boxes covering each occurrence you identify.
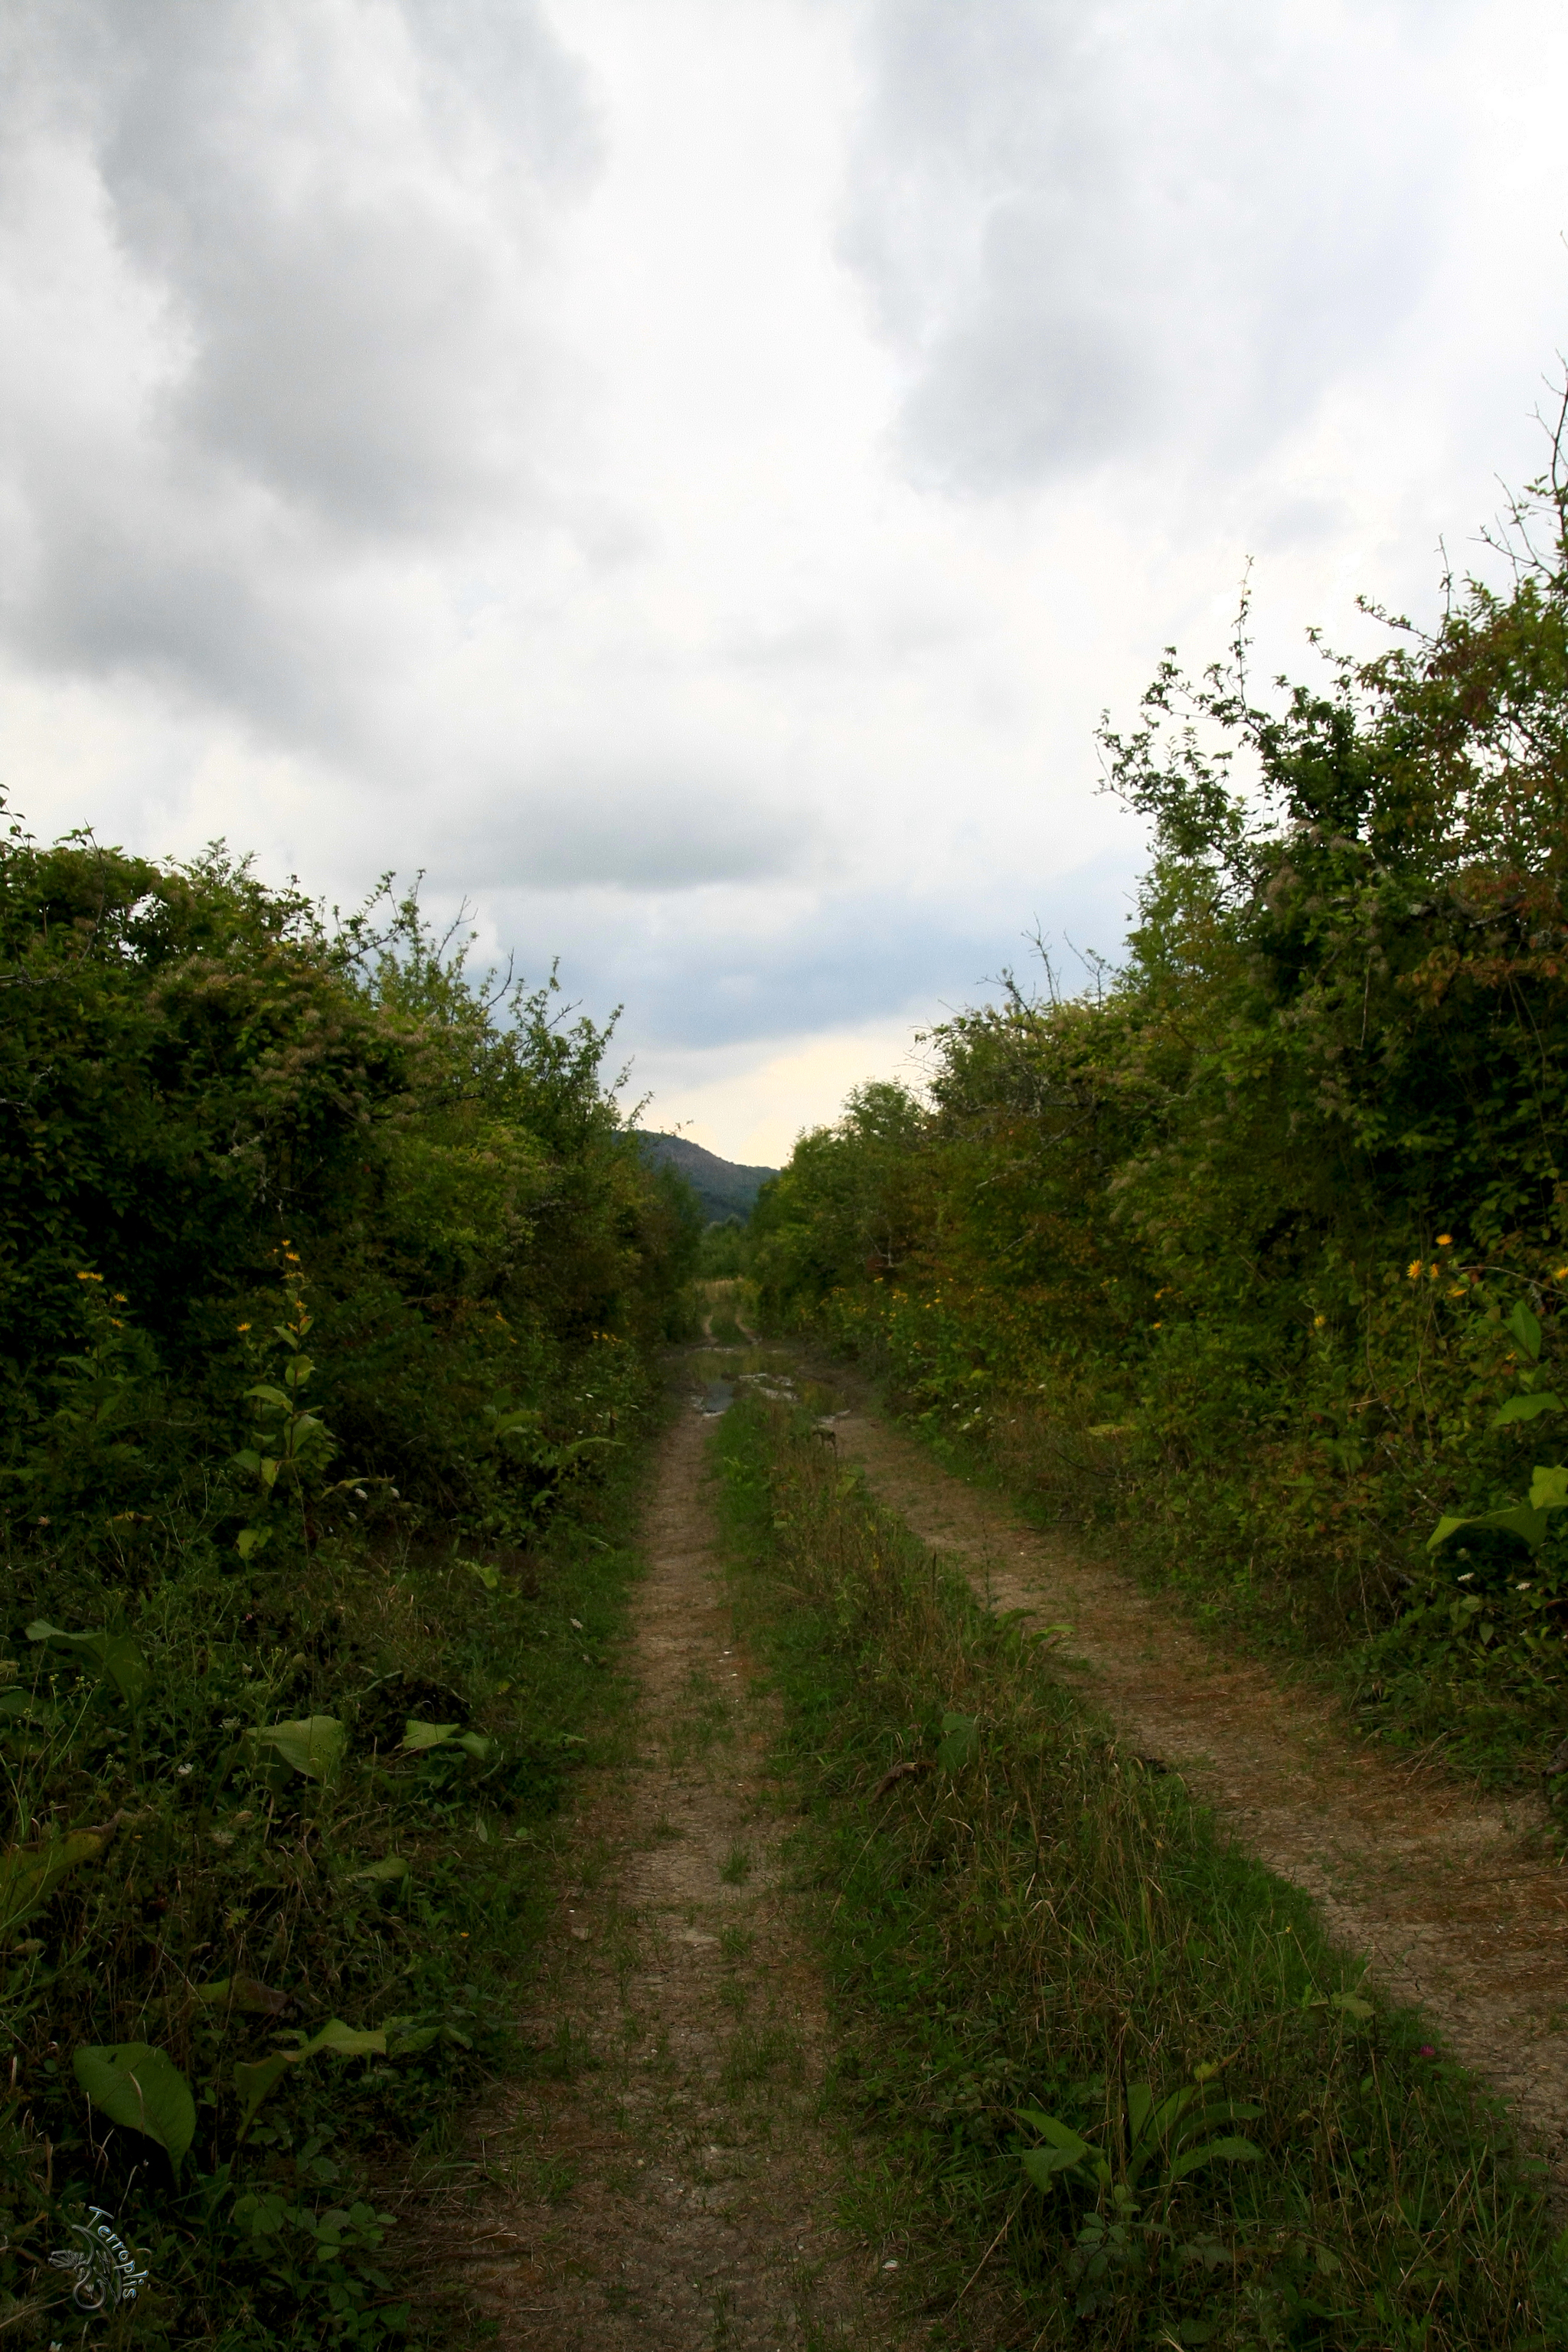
[2,0,1566,1161]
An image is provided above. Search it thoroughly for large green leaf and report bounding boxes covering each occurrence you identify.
[401,1719,495,1762]
[1016,2105,1093,2184]
[384,2022,443,2056]
[73,2043,196,2165]
[401,1719,461,1753]
[25,1621,147,1707]
[1430,1502,1550,1551]
[936,1710,978,1771]
[1430,1462,1568,1552]
[0,1689,51,1729]
[0,1828,106,1936]
[243,1717,347,1783]
[1165,2134,1262,2182]
[1017,2105,1086,2145]
[192,1972,291,2016]
[234,2015,388,2134]
[1492,1391,1561,1427]
[1507,1301,1544,1361]
[1017,2101,1099,2193]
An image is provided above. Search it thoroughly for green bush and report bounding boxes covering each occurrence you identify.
[751,439,1568,1779]
[0,813,696,2344]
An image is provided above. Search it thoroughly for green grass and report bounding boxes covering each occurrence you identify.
[714,1390,1568,2350]
[0,1412,660,2348]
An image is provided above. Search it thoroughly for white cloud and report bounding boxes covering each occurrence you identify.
[629,1013,939,1171]
[843,0,1461,492]
[0,0,1566,1157]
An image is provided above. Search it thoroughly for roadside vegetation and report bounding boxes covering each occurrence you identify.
[0,818,697,2346]
[717,1389,1568,2350]
[751,423,1568,1788]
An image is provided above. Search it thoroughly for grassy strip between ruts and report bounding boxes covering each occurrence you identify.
[713,1387,1568,2352]
[0,1403,657,2352]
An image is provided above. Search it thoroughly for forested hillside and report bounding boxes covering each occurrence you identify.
[753,443,1568,1783]
[0,826,697,2344]
[638,1133,777,1226]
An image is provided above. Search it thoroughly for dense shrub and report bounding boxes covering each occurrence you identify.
[753,440,1568,1779]
[0,816,697,2344]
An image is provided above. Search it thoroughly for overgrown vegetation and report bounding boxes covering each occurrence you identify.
[717,1390,1568,2349]
[751,419,1568,1783]
[0,817,697,2344]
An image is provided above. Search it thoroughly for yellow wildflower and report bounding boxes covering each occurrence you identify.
[1436,1233,1452,1247]
[1406,1260,1422,1279]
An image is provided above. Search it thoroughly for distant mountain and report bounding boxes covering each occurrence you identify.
[639,1132,778,1225]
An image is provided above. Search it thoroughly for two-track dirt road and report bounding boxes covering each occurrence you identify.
[419,1348,1568,2343]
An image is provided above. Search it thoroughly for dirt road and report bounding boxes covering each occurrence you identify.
[420,1396,897,2350]
[822,1384,1568,2189]
[416,1354,1568,2339]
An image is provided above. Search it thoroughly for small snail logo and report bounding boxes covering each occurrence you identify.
[47,2207,148,2311]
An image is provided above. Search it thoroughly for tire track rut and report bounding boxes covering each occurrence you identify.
[825,1384,1568,2187]
[420,1398,897,2350]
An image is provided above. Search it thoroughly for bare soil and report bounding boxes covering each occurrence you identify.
[819,1376,1568,2189]
[415,1391,901,2350]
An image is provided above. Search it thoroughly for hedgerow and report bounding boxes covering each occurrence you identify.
[0,818,697,2344]
[751,423,1568,1782]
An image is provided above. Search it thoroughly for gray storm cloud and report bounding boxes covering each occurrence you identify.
[0,0,1549,1133]
[410,769,812,894]
[844,0,1452,492]
[0,0,593,688]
